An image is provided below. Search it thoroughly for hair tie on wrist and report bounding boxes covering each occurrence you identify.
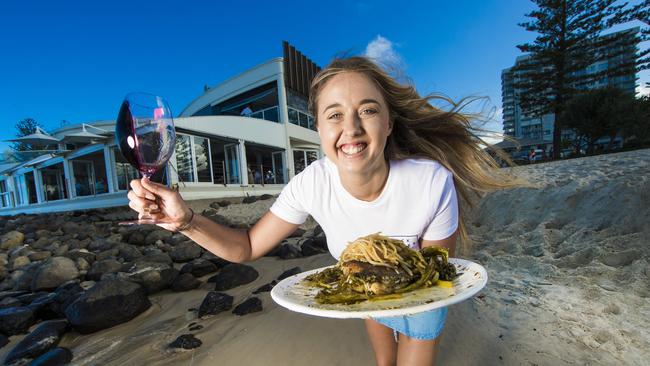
[177,208,195,232]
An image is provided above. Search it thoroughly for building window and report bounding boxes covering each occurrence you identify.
[114,148,140,191]
[175,134,195,183]
[0,180,10,208]
[194,136,213,183]
[41,163,68,201]
[293,149,319,175]
[70,150,108,197]
[288,107,316,130]
[14,172,37,205]
[246,144,285,185]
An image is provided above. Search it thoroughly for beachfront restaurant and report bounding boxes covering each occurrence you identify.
[0,42,322,215]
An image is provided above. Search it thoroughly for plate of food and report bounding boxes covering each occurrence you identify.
[270,233,487,319]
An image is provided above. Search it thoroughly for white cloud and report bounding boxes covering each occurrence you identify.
[364,35,405,73]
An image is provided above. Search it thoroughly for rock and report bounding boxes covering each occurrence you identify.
[0,306,35,335]
[141,251,173,265]
[268,244,302,260]
[259,194,273,200]
[198,292,233,318]
[31,282,84,319]
[65,249,96,264]
[95,248,120,261]
[300,238,328,257]
[30,237,52,250]
[277,267,302,281]
[27,347,73,366]
[86,259,123,281]
[13,265,40,292]
[127,231,147,246]
[4,319,69,364]
[1,231,24,250]
[232,297,262,316]
[0,334,8,349]
[168,334,202,350]
[145,230,173,246]
[171,273,201,292]
[188,324,203,331]
[208,264,259,291]
[180,259,217,278]
[61,222,80,235]
[76,258,90,272]
[252,282,276,294]
[117,244,142,262]
[200,252,231,268]
[0,297,21,309]
[242,196,258,204]
[28,251,53,262]
[64,279,151,334]
[32,257,80,292]
[288,228,306,238]
[122,262,178,294]
[88,238,116,253]
[12,256,31,270]
[170,242,202,263]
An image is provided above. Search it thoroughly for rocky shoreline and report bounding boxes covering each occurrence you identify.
[0,196,326,365]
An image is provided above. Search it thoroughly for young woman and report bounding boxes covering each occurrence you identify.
[128,56,512,365]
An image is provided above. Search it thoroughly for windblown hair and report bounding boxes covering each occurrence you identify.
[308,56,518,249]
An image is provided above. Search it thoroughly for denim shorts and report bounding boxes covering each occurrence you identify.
[372,307,448,341]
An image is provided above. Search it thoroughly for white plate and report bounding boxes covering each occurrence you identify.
[270,258,487,319]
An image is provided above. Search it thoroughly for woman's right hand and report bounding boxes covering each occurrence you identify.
[127,176,193,232]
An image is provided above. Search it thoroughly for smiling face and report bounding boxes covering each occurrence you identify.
[315,71,393,177]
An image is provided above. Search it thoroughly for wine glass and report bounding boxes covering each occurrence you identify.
[115,92,176,225]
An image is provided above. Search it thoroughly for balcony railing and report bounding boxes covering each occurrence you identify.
[287,107,315,130]
[247,164,286,185]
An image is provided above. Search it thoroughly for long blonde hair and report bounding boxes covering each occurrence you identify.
[308,56,517,248]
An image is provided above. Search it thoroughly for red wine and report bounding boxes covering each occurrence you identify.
[116,100,174,176]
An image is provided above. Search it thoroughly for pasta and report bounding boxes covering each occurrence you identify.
[304,233,457,304]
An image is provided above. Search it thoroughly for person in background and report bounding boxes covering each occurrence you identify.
[240,104,253,116]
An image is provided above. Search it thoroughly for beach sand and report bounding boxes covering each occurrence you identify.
[2,149,648,365]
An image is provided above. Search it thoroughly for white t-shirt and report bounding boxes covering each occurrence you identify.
[270,157,459,259]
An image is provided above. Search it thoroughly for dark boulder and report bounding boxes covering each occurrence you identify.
[64,249,96,264]
[242,196,258,204]
[259,194,273,200]
[4,319,69,364]
[27,347,73,366]
[64,279,151,334]
[266,244,302,260]
[0,297,21,309]
[144,230,172,246]
[232,297,262,316]
[122,262,178,294]
[179,259,217,278]
[198,292,233,318]
[116,244,142,262]
[170,273,201,292]
[87,238,114,252]
[86,259,122,281]
[0,306,35,335]
[277,267,302,281]
[252,282,276,294]
[170,242,202,263]
[141,252,173,265]
[300,238,328,257]
[168,334,202,350]
[0,334,8,349]
[208,264,258,291]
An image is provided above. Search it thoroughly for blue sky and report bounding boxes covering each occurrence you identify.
[1,0,647,153]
